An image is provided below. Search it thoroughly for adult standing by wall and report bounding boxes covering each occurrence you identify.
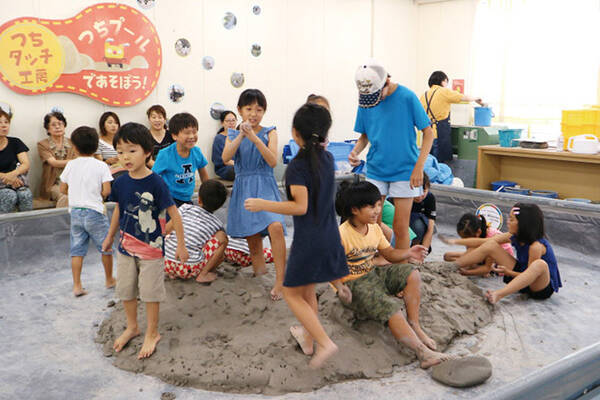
[37,112,75,208]
[420,71,483,163]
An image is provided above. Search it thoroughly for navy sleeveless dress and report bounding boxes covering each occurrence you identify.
[283,150,349,287]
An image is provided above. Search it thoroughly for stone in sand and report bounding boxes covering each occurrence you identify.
[431,356,492,387]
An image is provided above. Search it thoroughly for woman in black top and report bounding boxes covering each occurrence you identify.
[0,109,33,213]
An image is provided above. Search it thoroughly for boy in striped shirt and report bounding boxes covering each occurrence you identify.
[164,179,228,282]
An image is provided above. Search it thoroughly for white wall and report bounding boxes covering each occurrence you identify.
[0,0,421,196]
[416,0,477,95]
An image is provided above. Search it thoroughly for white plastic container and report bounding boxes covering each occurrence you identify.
[567,134,599,154]
[450,103,473,126]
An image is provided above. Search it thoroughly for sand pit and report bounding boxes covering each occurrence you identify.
[96,262,493,395]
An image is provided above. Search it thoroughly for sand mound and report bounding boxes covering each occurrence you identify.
[96,262,493,395]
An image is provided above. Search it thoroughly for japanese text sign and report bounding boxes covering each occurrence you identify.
[0,3,161,106]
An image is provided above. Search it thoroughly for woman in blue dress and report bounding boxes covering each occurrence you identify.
[222,89,286,301]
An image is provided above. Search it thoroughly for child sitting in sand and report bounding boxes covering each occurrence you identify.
[442,213,514,276]
[163,179,229,283]
[59,126,114,296]
[335,180,451,369]
[449,203,562,303]
[102,122,188,360]
[224,237,273,267]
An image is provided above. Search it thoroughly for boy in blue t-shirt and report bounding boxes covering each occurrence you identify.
[349,59,434,251]
[152,112,209,207]
[102,122,188,360]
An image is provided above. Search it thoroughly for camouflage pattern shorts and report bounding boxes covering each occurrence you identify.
[345,264,414,324]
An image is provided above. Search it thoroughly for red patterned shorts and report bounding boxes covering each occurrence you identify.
[164,236,221,280]
[224,247,273,267]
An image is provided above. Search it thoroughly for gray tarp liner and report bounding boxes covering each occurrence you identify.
[1,184,599,399]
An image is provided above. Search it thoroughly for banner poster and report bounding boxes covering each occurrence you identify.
[0,3,161,106]
[452,79,464,94]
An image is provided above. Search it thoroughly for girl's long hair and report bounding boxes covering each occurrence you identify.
[285,103,331,218]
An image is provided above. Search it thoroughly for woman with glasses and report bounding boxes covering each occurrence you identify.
[37,112,75,208]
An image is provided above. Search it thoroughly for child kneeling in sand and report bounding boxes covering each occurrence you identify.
[164,179,229,283]
[335,181,451,368]
[102,122,188,359]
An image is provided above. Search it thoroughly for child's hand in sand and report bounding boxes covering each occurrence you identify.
[408,245,428,263]
[102,237,113,253]
[438,234,456,245]
[175,244,189,264]
[244,198,264,212]
[491,264,508,275]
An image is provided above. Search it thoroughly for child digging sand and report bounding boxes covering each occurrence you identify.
[441,213,514,276]
[60,126,115,296]
[163,179,229,283]
[449,203,561,303]
[335,181,451,368]
[102,122,188,359]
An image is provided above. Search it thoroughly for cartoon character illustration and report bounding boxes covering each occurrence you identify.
[124,191,163,249]
[104,38,130,68]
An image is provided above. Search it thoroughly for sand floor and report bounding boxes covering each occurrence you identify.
[1,223,599,399]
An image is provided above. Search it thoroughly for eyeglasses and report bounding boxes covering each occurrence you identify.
[224,119,237,123]
[49,122,65,127]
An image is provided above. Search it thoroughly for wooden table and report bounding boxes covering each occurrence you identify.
[477,145,600,201]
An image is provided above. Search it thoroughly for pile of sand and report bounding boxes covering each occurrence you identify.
[96,262,493,395]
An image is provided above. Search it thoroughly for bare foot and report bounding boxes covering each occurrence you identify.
[138,332,161,359]
[73,287,88,297]
[270,284,283,301]
[105,278,116,289]
[485,289,501,304]
[113,327,140,352]
[309,341,338,369]
[418,346,453,369]
[196,272,217,283]
[337,284,352,305]
[290,326,314,355]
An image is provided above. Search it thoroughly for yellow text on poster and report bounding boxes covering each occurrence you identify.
[0,23,64,91]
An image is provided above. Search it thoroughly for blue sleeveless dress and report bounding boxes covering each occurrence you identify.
[505,236,562,292]
[226,126,285,238]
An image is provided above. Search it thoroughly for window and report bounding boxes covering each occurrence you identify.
[469,0,599,138]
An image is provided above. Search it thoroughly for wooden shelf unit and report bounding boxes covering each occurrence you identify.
[476,145,600,201]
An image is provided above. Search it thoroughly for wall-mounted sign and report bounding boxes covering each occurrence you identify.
[0,3,162,107]
[452,79,464,94]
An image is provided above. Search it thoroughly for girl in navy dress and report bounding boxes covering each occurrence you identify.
[245,103,350,368]
[451,202,562,303]
[222,89,286,301]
